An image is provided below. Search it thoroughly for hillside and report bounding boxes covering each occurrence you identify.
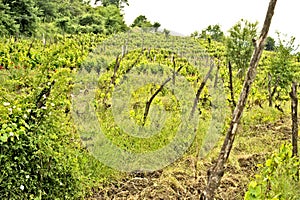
[0,1,299,199]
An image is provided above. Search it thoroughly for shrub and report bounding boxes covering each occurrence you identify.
[0,67,111,199]
[245,144,300,200]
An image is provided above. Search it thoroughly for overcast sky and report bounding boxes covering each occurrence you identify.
[123,0,299,43]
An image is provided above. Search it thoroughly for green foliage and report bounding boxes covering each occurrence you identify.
[0,0,128,36]
[98,5,128,34]
[243,106,284,127]
[226,19,258,77]
[36,0,59,22]
[72,31,226,171]
[153,22,161,32]
[0,2,19,36]
[269,33,297,90]
[131,15,153,29]
[94,48,201,152]
[0,16,298,197]
[95,0,129,8]
[60,5,128,35]
[0,68,82,199]
[1,0,39,36]
[200,24,225,42]
[0,34,114,199]
[245,144,300,200]
[265,36,276,51]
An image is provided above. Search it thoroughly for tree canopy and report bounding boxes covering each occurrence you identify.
[226,19,258,77]
[200,24,224,42]
[0,0,128,36]
[94,0,129,8]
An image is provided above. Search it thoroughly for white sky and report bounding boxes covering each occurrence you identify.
[123,0,300,43]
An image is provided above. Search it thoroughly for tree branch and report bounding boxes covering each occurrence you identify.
[228,61,236,111]
[143,60,182,126]
[190,58,214,118]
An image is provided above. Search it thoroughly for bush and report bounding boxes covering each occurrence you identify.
[244,144,300,200]
[0,67,111,199]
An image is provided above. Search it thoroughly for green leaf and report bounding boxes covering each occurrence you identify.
[0,134,8,142]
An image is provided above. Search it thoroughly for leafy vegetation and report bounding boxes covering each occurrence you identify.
[0,34,116,199]
[0,1,299,198]
[245,144,300,200]
[0,0,127,36]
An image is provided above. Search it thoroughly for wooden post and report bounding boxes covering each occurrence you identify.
[190,58,214,118]
[228,61,236,110]
[268,73,273,107]
[290,82,298,158]
[200,0,277,199]
[213,59,220,89]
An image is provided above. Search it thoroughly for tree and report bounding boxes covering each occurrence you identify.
[200,0,278,199]
[97,5,128,34]
[3,0,39,36]
[53,3,127,34]
[190,31,199,39]
[152,22,161,32]
[35,0,58,22]
[56,0,87,19]
[131,15,152,28]
[226,19,258,77]
[55,17,71,33]
[200,24,224,42]
[163,28,170,38]
[265,36,276,51]
[0,2,18,36]
[268,33,297,106]
[95,0,129,8]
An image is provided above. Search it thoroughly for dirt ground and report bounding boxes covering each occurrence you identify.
[87,117,291,200]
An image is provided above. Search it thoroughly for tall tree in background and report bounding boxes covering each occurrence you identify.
[2,0,39,36]
[0,0,128,36]
[35,0,58,22]
[131,15,153,28]
[226,19,258,78]
[265,36,276,51]
[95,0,129,8]
[0,2,18,36]
[153,22,161,32]
[56,0,86,19]
[100,5,128,34]
[190,31,199,39]
[200,24,224,42]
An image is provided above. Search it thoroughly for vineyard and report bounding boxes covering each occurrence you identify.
[0,27,299,200]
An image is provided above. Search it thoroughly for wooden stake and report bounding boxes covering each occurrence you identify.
[200,0,278,199]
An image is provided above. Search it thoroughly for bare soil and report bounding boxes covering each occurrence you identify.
[87,117,291,200]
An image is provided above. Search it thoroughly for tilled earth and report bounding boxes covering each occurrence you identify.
[87,118,291,200]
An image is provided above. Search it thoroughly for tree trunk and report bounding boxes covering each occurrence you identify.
[228,61,236,111]
[143,61,183,125]
[268,74,279,107]
[200,0,277,199]
[290,82,298,158]
[103,49,145,107]
[268,73,273,107]
[214,59,220,89]
[190,59,214,118]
